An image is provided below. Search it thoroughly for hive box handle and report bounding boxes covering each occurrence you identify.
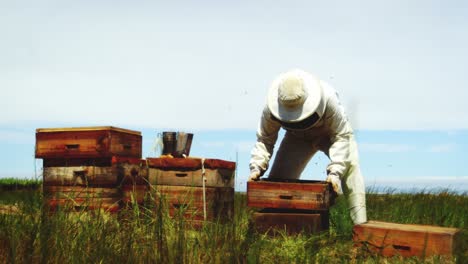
[279,195,293,200]
[393,245,411,251]
[65,144,80,149]
[122,144,132,150]
[175,173,188,177]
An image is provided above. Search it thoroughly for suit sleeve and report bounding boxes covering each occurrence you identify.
[324,90,355,179]
[249,106,281,174]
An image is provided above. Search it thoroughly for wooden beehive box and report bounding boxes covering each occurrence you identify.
[43,156,148,211]
[35,126,142,159]
[42,156,148,187]
[43,186,121,212]
[150,185,234,222]
[252,209,329,235]
[247,179,333,210]
[248,179,333,235]
[145,157,235,223]
[353,221,463,258]
[147,158,235,188]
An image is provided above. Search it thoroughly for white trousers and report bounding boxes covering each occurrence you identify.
[268,131,367,224]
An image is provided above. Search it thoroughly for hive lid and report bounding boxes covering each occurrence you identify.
[146,157,236,170]
[35,126,141,136]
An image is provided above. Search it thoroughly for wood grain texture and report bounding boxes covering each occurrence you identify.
[148,167,234,187]
[46,198,121,212]
[42,158,148,186]
[149,185,234,221]
[353,221,462,258]
[247,180,332,210]
[43,166,117,186]
[252,211,327,235]
[44,186,121,212]
[43,186,121,198]
[146,158,236,170]
[36,126,141,135]
[35,127,142,158]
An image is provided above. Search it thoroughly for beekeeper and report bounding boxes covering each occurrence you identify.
[249,69,367,225]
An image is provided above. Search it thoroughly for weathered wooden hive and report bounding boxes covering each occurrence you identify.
[35,126,143,212]
[353,221,463,259]
[247,179,334,235]
[146,157,236,226]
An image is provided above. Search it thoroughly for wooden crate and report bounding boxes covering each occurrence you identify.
[147,158,235,188]
[35,126,142,159]
[149,185,234,222]
[353,221,463,258]
[247,179,333,210]
[252,209,329,235]
[42,156,148,187]
[43,186,121,212]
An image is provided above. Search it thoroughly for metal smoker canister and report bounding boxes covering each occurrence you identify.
[175,132,193,157]
[162,132,177,155]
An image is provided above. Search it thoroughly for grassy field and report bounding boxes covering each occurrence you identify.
[0,182,466,263]
[0,177,41,191]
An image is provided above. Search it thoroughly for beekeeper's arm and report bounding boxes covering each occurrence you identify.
[249,106,281,180]
[324,90,353,193]
[324,88,367,224]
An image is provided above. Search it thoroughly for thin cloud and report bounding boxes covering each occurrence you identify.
[199,141,227,148]
[360,143,415,153]
[233,141,255,153]
[428,143,456,153]
[0,129,34,144]
[370,176,468,183]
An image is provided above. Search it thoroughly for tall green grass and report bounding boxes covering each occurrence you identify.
[0,188,466,263]
[0,177,41,191]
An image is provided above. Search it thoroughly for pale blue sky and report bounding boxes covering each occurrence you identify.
[0,1,467,191]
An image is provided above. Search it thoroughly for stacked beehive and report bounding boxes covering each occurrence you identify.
[146,157,236,226]
[247,179,334,235]
[35,126,143,212]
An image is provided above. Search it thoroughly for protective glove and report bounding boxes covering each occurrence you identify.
[326,173,343,195]
[248,169,261,181]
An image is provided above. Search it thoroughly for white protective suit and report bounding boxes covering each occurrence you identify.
[249,80,367,225]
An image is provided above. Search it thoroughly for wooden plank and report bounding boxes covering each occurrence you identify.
[146,158,236,171]
[44,186,122,212]
[36,126,141,136]
[42,157,148,187]
[252,210,328,235]
[247,180,332,210]
[35,127,142,158]
[353,221,462,258]
[43,186,121,198]
[147,157,235,187]
[46,198,121,212]
[43,166,117,186]
[43,158,113,167]
[148,167,234,187]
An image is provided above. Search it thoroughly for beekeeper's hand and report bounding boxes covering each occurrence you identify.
[248,169,261,181]
[326,173,343,195]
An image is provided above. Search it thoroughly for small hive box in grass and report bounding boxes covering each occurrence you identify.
[353,221,463,259]
[146,157,236,225]
[247,179,334,234]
